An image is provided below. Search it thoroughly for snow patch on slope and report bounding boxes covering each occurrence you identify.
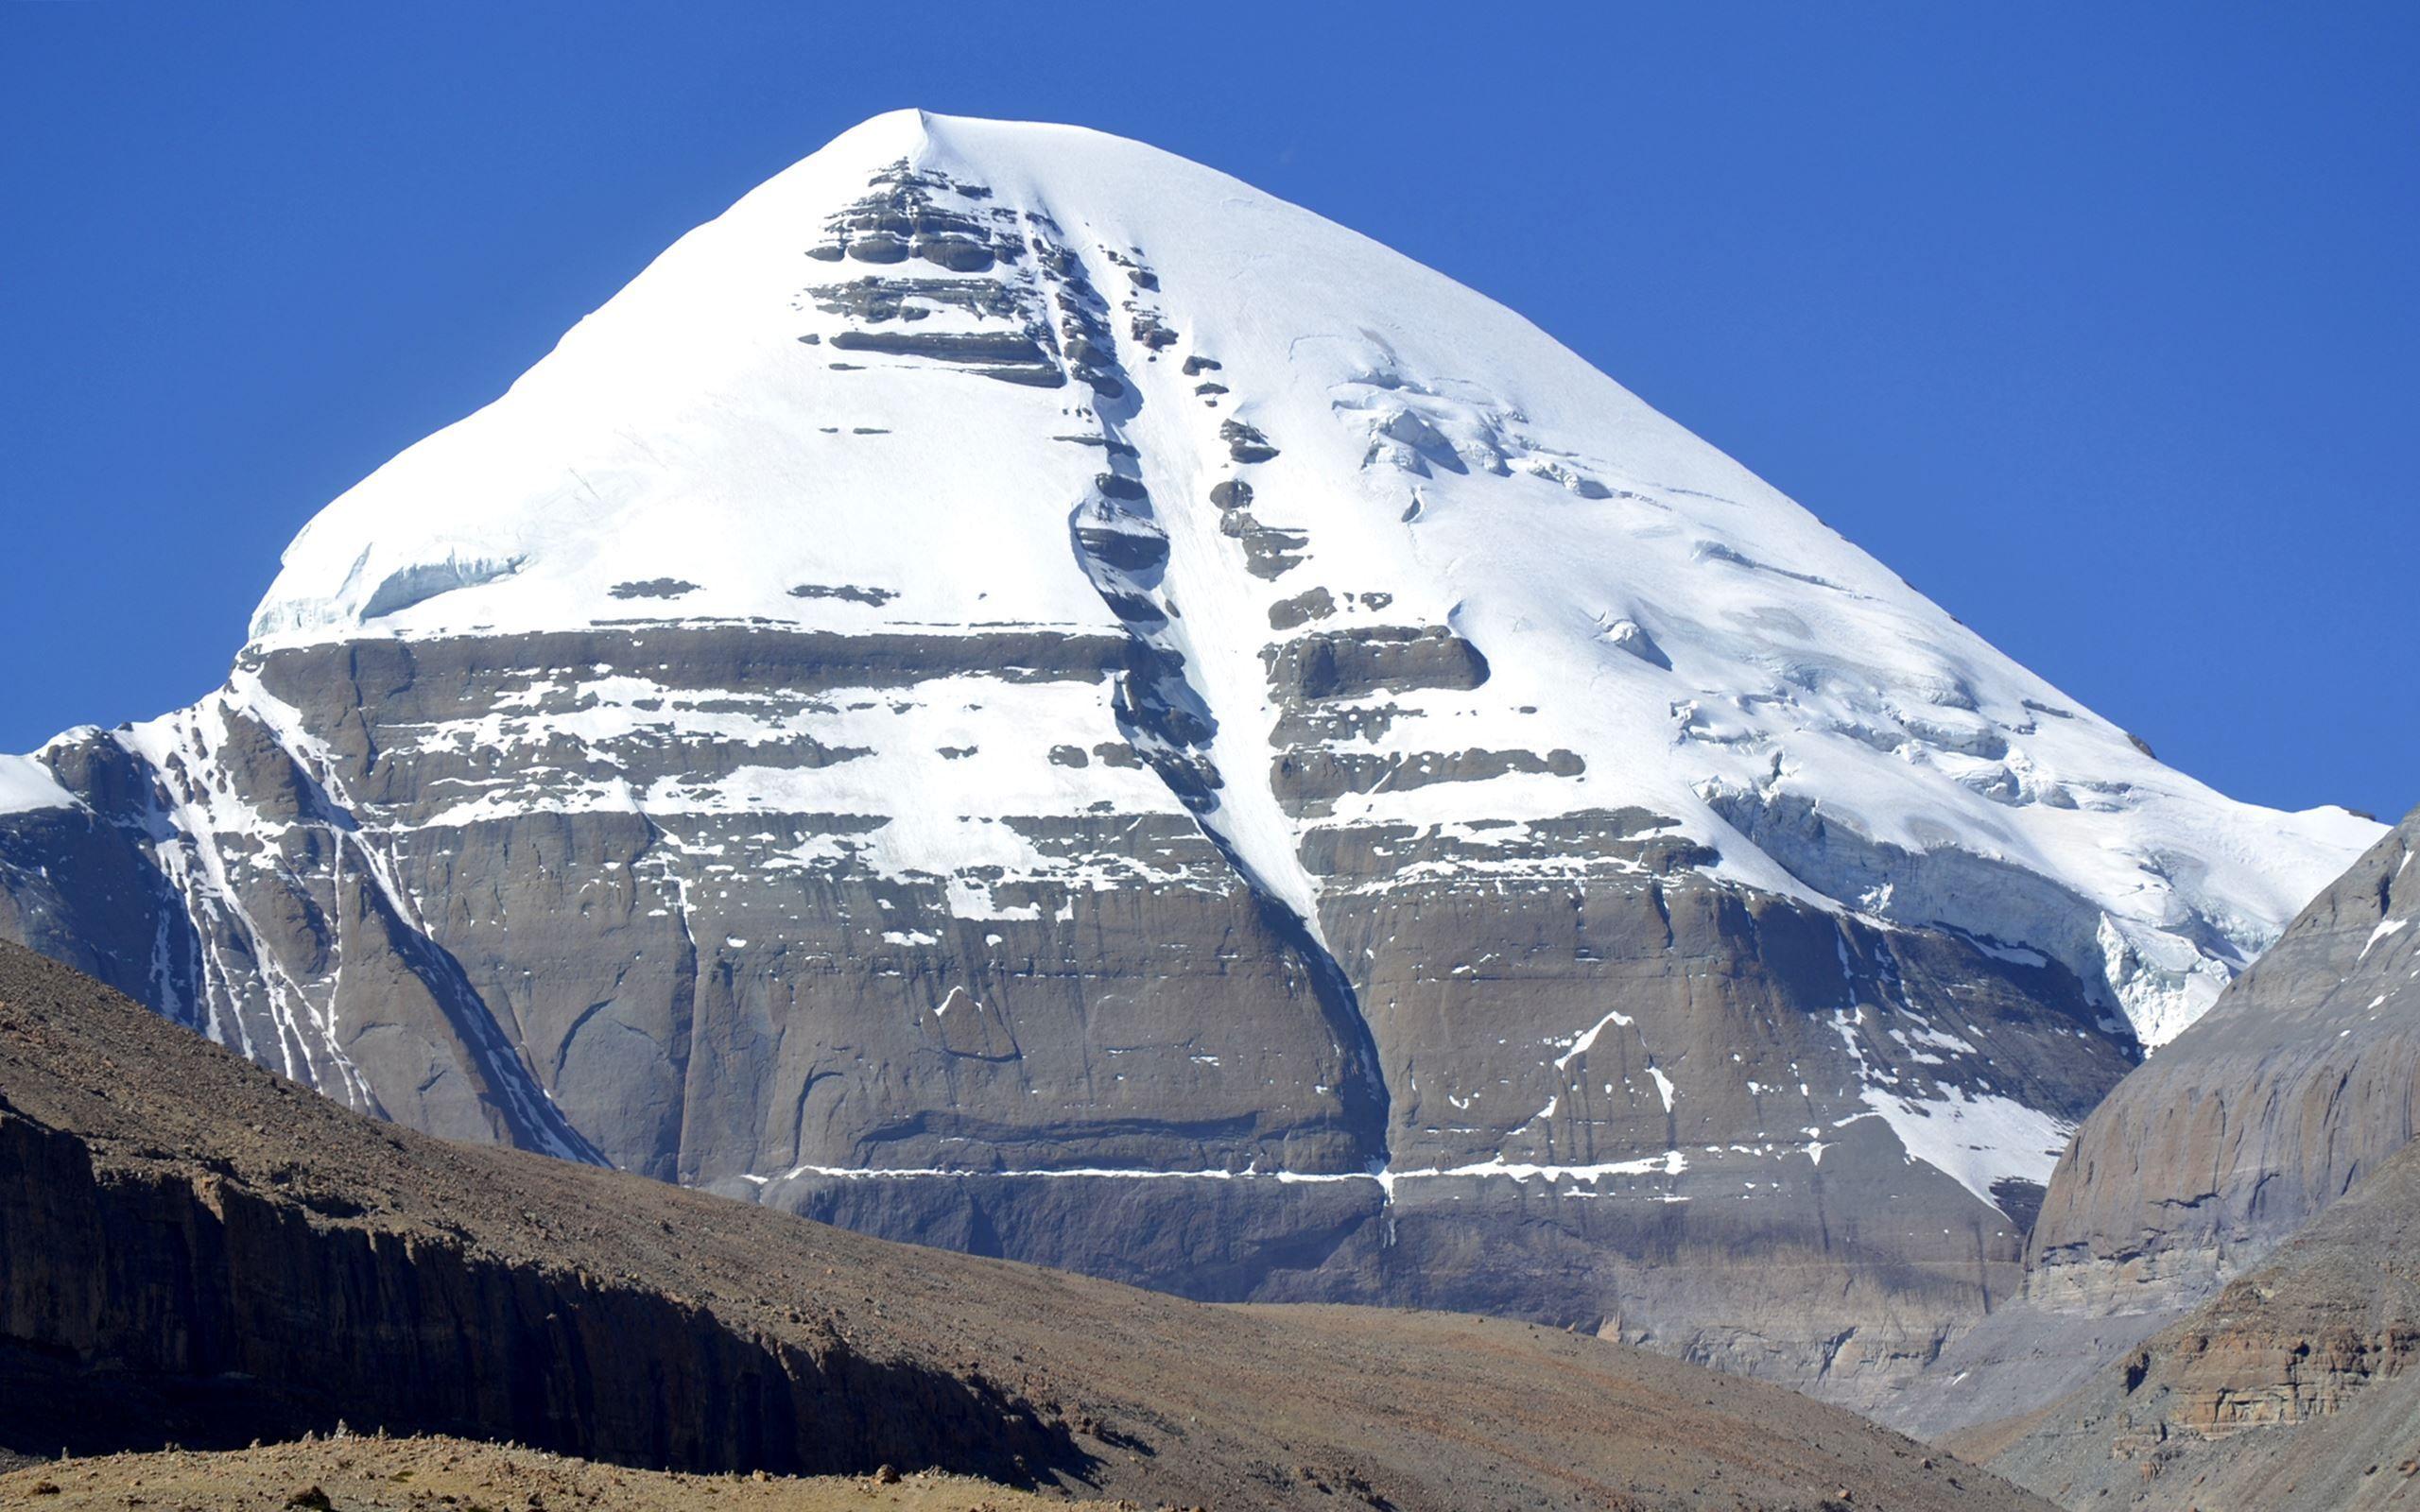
[0,754,75,816]
[1829,1003,2068,1216]
[2362,918,2410,961]
[1856,1087,2076,1214]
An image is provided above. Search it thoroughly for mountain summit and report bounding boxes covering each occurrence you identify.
[0,112,2377,1405]
[246,110,2367,1041]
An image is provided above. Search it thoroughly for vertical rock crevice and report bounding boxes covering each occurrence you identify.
[1045,222,1390,1176]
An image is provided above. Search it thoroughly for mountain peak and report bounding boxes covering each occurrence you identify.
[238,114,2373,1045]
[0,113,2383,1408]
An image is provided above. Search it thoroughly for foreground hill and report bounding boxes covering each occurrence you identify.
[0,941,2045,1511]
[0,109,2374,1403]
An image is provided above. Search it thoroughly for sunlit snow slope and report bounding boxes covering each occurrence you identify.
[254,110,2371,1045]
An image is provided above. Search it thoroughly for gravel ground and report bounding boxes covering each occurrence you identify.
[0,1435,1074,1511]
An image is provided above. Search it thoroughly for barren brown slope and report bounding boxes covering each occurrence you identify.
[1977,1134,2420,1509]
[0,940,2043,1512]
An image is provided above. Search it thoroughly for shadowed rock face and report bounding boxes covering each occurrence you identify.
[0,1110,1072,1478]
[2027,808,2420,1315]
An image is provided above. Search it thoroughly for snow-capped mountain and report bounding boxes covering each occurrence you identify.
[0,111,2377,1404]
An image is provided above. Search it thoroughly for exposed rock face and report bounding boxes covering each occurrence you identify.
[2028,808,2420,1315]
[767,857,2135,1408]
[6,627,1385,1193]
[1,627,2132,1412]
[0,111,2377,1407]
[0,941,2058,1512]
[0,1110,1069,1478]
[1978,1131,2420,1510]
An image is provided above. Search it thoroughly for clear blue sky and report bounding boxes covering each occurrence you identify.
[3,5,2411,820]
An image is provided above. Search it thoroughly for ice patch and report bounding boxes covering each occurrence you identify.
[1858,1086,2074,1215]
[934,985,980,1016]
[1551,1008,1634,1070]
[1396,1149,1687,1185]
[1646,1065,1676,1110]
[756,1149,1689,1198]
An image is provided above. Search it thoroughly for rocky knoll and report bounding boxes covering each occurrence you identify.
[1972,1129,2420,1509]
[0,941,2053,1511]
[0,1438,1072,1512]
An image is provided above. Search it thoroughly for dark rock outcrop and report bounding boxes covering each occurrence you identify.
[0,1107,1067,1477]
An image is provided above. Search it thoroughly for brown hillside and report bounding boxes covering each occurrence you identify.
[0,941,2046,1511]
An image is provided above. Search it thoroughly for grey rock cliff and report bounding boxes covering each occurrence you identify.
[2028,807,2420,1312]
[1979,1121,2420,1510]
[1874,804,2420,1440]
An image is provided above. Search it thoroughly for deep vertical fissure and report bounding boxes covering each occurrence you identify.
[1034,215,1392,1175]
